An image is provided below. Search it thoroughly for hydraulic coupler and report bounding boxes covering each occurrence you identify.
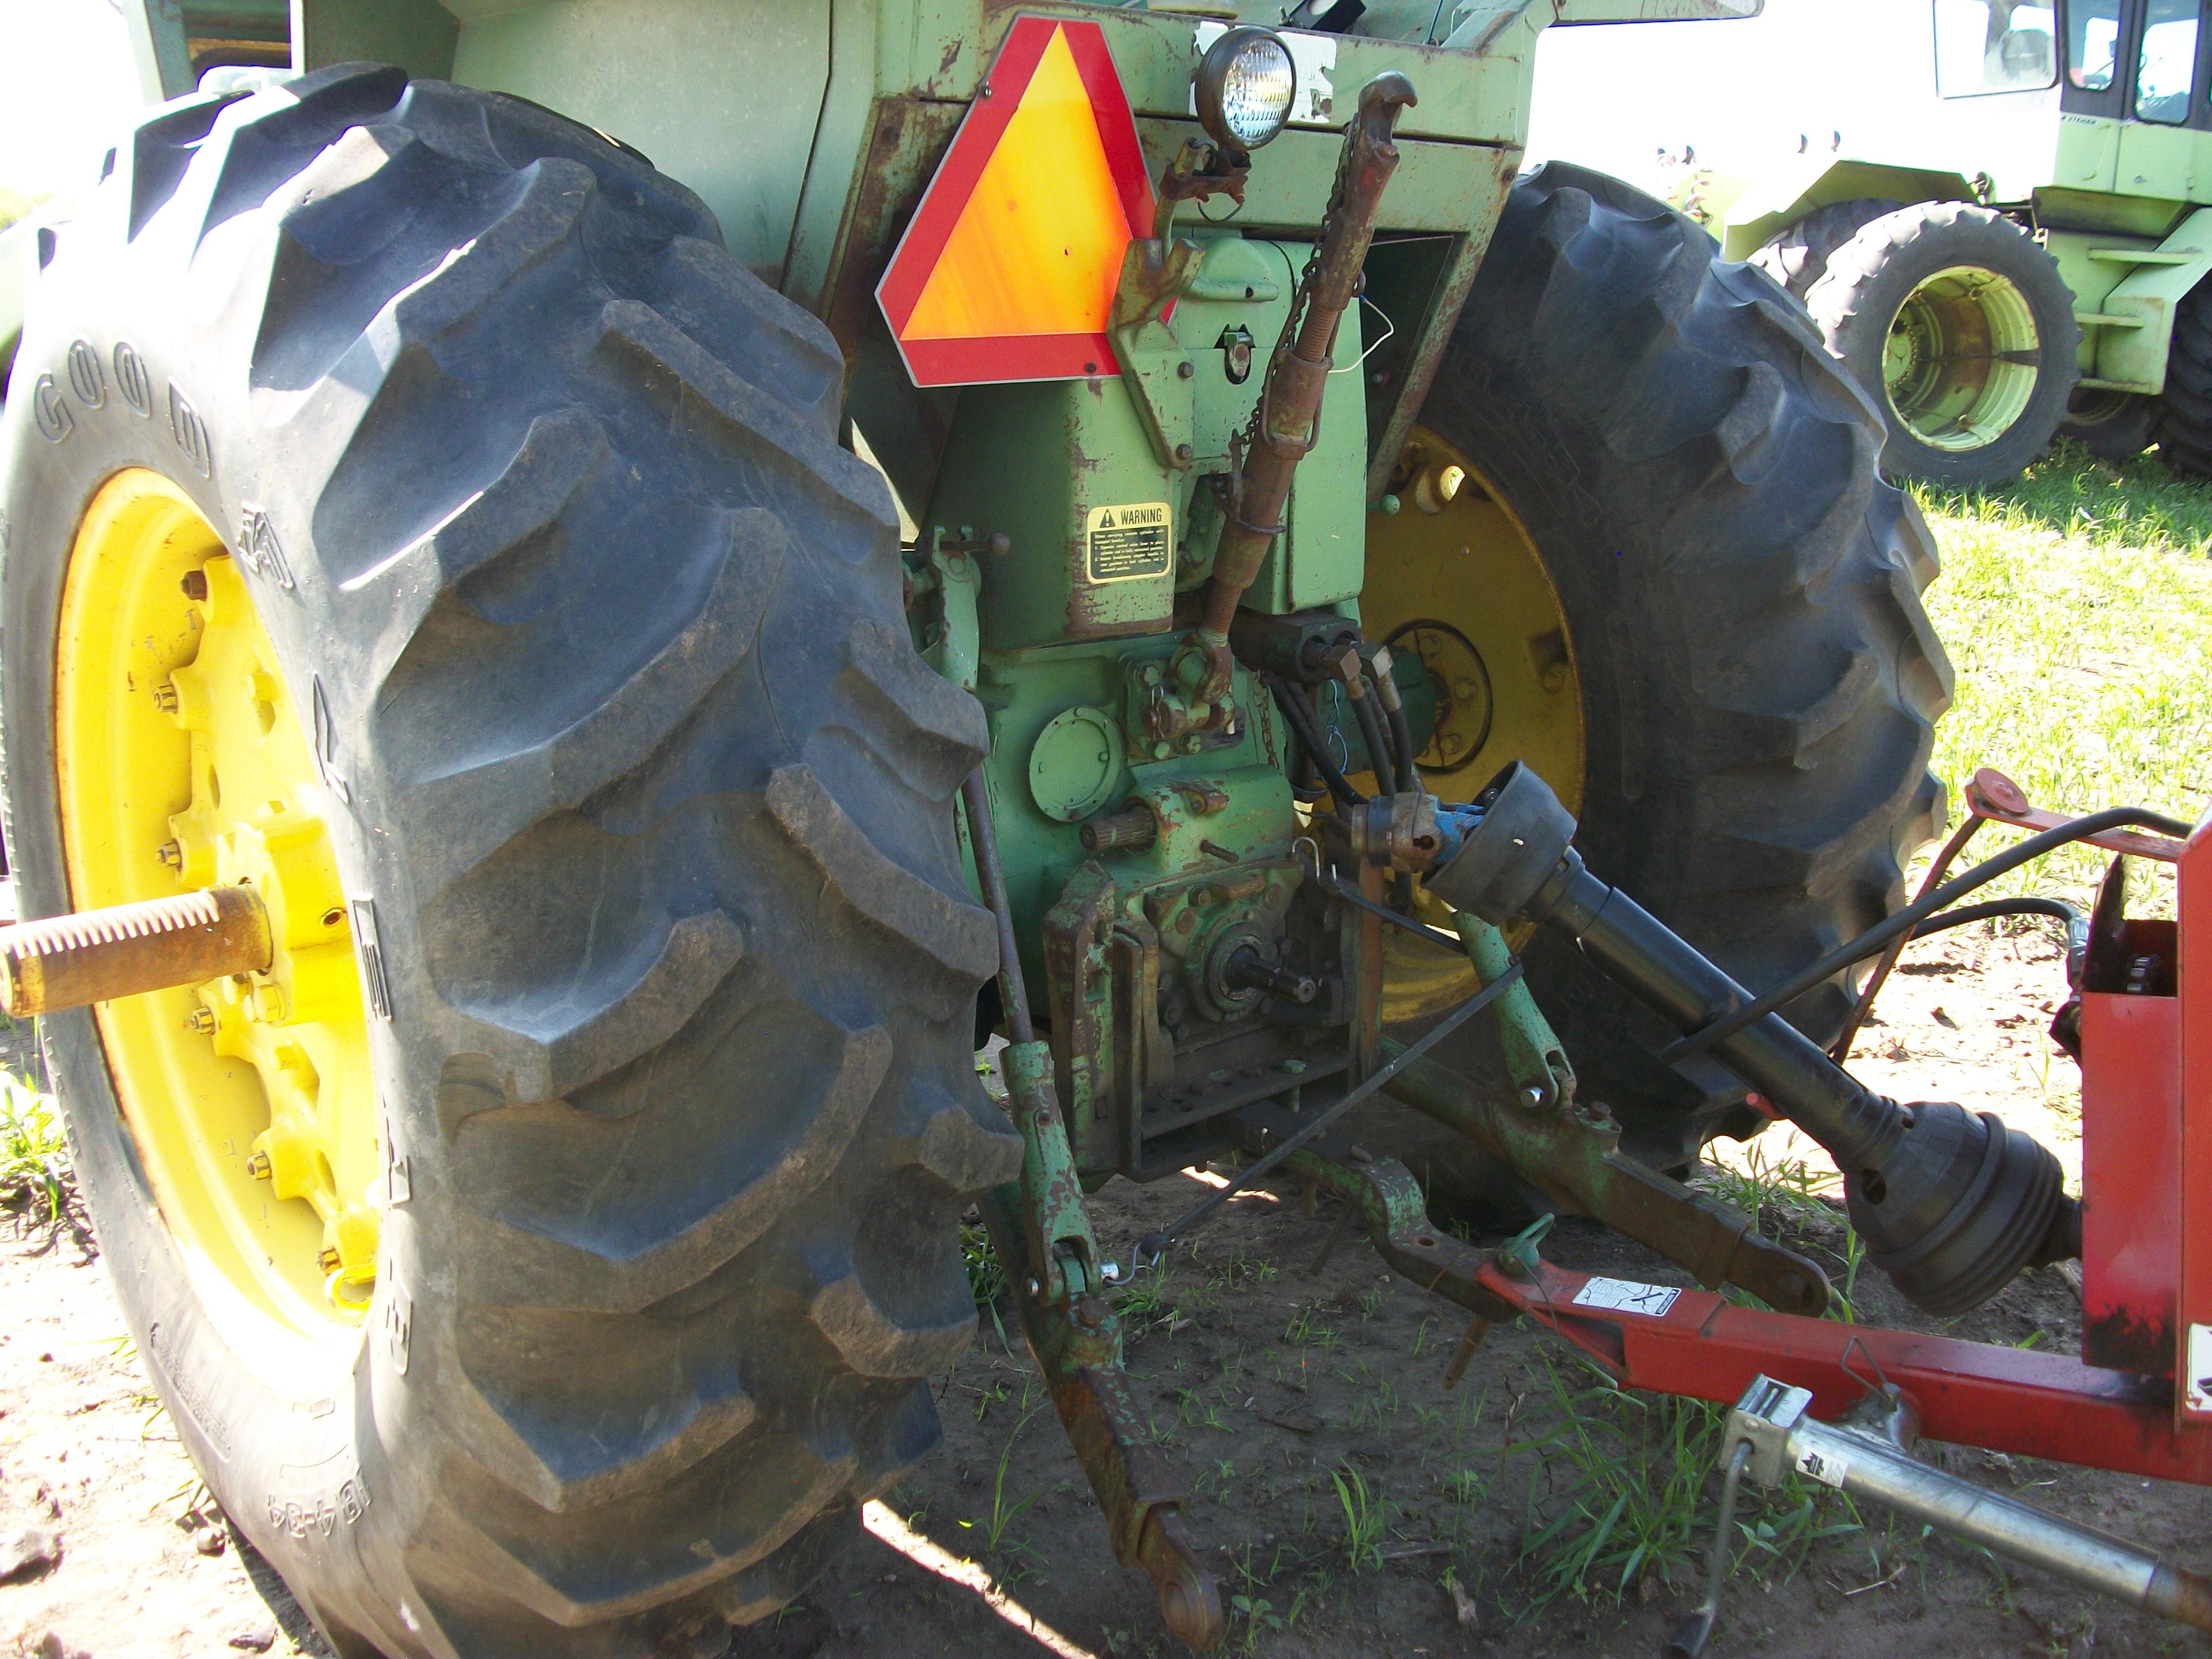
[1419,763,2077,1317]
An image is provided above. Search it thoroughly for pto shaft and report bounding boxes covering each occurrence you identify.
[0,886,272,1016]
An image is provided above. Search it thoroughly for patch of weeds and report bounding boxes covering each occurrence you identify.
[959,1389,1046,1566]
[1695,1143,1840,1237]
[1441,1465,1488,1506]
[1500,1355,1859,1619]
[1197,1457,1238,1500]
[1281,1303,1338,1352]
[1226,1592,1283,1653]
[960,1212,1006,1308]
[1698,1147,1870,1320]
[1213,1243,1278,1290]
[0,1074,70,1220]
[1330,1463,1392,1572]
[1176,1388,1229,1434]
[1346,1371,1402,1433]
[1113,1261,1177,1333]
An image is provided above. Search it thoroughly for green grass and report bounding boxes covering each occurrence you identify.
[1914,443,2211,911]
[0,1074,69,1220]
[1328,1462,1392,1572]
[1502,1357,1861,1619]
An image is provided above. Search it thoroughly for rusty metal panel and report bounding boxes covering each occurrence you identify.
[2081,988,2182,1373]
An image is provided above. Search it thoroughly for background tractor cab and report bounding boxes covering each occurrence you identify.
[1711,0,2212,485]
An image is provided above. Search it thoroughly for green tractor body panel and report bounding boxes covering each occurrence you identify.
[1717,159,1982,262]
[2048,209,2212,388]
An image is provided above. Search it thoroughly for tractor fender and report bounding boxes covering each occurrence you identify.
[1717,158,1979,264]
[2080,207,2212,394]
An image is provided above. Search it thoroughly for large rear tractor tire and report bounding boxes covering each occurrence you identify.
[1806,200,2080,487]
[1747,196,1903,301]
[2156,279,2212,479]
[2061,385,2158,464]
[1362,163,1951,1184]
[0,68,1018,1657]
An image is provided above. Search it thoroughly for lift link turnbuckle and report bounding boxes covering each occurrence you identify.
[0,885,273,1017]
[1193,71,1418,696]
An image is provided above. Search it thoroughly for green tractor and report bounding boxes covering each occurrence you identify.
[1717,0,2212,486]
[0,2,1973,1653]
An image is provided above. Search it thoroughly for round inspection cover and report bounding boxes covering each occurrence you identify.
[1028,704,1125,823]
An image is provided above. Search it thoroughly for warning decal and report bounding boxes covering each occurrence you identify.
[1085,501,1172,584]
[1570,1277,1683,1317]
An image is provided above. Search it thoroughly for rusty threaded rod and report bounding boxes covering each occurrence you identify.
[0,886,273,1016]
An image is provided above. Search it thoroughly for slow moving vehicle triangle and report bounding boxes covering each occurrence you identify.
[877,15,1157,386]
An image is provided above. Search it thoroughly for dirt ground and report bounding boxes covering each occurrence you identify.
[2,922,2199,1659]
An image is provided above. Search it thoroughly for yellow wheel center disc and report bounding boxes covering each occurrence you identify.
[1355,431,1588,1024]
[56,470,375,1364]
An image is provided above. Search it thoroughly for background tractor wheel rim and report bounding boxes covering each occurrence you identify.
[55,470,374,1370]
[1882,263,2041,452]
[1359,431,1587,1022]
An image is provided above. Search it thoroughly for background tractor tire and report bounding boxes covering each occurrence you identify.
[1747,196,1904,300]
[1,67,1017,1658]
[1376,162,1950,1187]
[2157,279,2212,479]
[2060,385,2158,464]
[1806,201,2081,488]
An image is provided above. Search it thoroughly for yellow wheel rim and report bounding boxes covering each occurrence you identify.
[1882,264,2041,452]
[1359,430,1588,1022]
[56,470,374,1370]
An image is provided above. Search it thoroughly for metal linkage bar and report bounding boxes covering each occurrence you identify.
[959,774,1224,1652]
[1476,1255,2212,1486]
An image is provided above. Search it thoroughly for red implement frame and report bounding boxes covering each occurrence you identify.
[1478,797,2212,1483]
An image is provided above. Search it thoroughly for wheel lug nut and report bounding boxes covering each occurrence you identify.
[319,1248,342,1273]
[152,681,179,713]
[180,569,209,602]
[245,1152,271,1179]
[184,1006,215,1036]
[157,841,183,870]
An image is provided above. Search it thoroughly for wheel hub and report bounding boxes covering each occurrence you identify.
[1883,263,2041,453]
[56,471,375,1353]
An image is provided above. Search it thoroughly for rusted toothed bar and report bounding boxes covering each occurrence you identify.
[0,886,272,1016]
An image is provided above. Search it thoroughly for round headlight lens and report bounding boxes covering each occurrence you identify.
[1196,27,1297,155]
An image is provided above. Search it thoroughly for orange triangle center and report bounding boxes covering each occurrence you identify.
[904,25,1135,343]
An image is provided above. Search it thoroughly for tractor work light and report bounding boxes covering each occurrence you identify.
[1194,26,1296,156]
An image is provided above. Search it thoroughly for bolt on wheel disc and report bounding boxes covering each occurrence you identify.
[55,470,376,1363]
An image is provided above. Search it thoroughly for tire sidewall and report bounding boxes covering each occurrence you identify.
[1830,209,2079,486]
[2,141,416,1653]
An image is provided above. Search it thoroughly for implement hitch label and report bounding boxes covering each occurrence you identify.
[1571,1277,1681,1317]
[1085,501,1172,584]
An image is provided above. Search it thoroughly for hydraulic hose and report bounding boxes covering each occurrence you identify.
[1267,676,1363,809]
[1349,681,1397,798]
[1664,806,2190,1063]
